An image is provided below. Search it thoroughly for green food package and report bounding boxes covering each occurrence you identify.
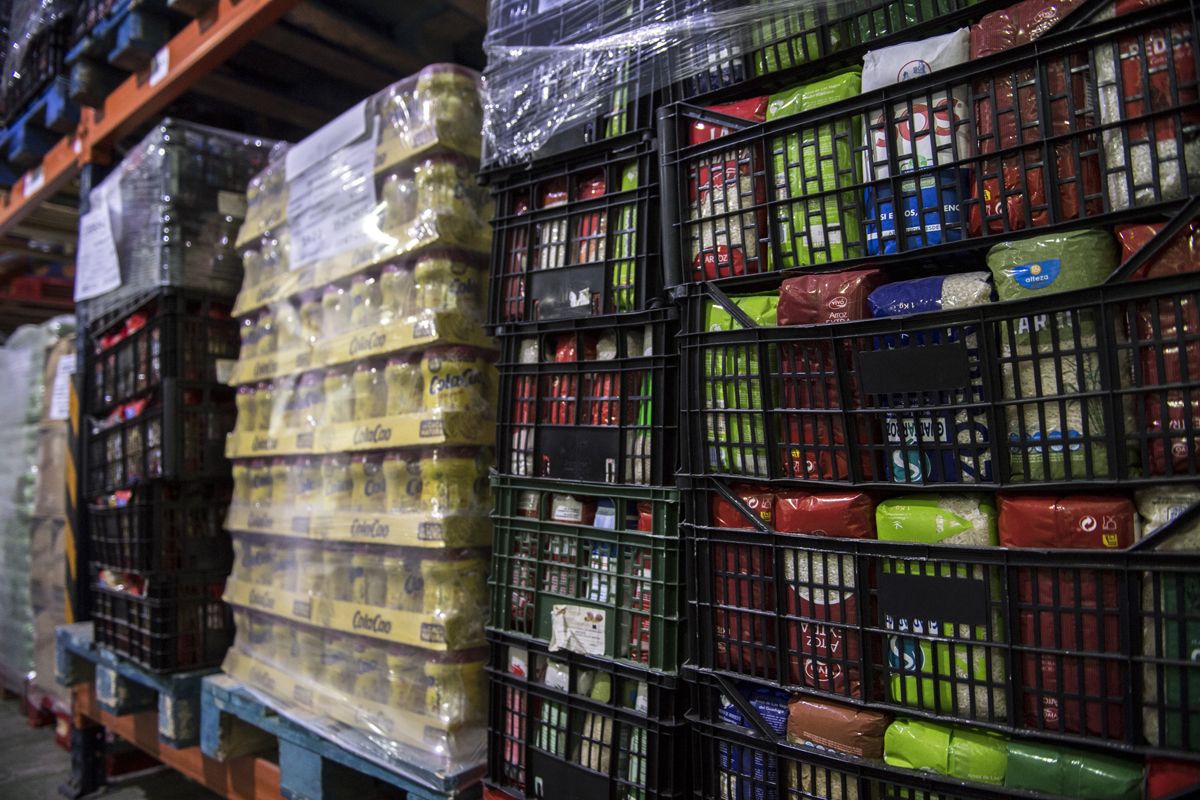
[876,495,1006,720]
[750,1,850,76]
[1143,569,1200,749]
[704,292,778,477]
[1005,739,1142,799]
[612,160,640,312]
[884,718,1008,785]
[767,68,864,268]
[989,230,1121,482]
[986,228,1117,302]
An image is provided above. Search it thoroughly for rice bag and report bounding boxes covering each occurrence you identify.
[868,273,993,484]
[1147,758,1200,799]
[1136,485,1200,536]
[999,494,1135,738]
[876,495,1006,721]
[711,484,775,530]
[787,697,889,800]
[862,29,972,254]
[989,230,1120,481]
[704,293,778,477]
[717,685,789,800]
[711,483,777,677]
[969,0,1097,234]
[883,718,1008,785]
[1005,740,1142,800]
[767,69,864,267]
[778,269,884,481]
[1116,221,1200,280]
[1095,18,1200,210]
[687,98,769,281]
[777,490,875,696]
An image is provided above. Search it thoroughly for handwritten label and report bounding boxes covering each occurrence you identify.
[74,205,121,301]
[549,605,606,656]
[285,99,369,181]
[48,357,74,420]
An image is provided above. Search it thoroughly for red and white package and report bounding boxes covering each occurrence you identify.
[1000,493,1135,739]
[710,484,775,529]
[712,541,777,677]
[534,177,569,271]
[1135,284,1200,476]
[969,0,1097,234]
[777,490,875,697]
[687,98,768,281]
[501,192,530,321]
[573,170,607,266]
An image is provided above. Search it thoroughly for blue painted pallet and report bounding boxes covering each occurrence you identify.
[54,622,218,749]
[201,675,484,800]
[0,76,80,186]
[67,0,173,73]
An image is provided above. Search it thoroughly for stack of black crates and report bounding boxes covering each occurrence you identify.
[651,0,1200,798]
[79,120,271,673]
[481,2,689,798]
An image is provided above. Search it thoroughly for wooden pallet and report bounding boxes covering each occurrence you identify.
[201,674,484,800]
[56,621,216,749]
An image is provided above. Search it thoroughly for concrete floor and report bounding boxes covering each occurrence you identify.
[0,697,221,800]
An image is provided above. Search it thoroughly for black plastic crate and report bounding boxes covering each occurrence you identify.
[86,378,234,497]
[683,478,1200,757]
[685,668,1149,800]
[89,481,232,574]
[1,14,70,123]
[679,271,1200,487]
[85,289,238,416]
[489,476,684,673]
[496,308,679,486]
[92,568,233,672]
[72,0,122,46]
[487,138,663,328]
[658,2,1200,287]
[487,630,689,800]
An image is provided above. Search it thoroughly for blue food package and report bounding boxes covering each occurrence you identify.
[868,273,993,484]
[717,684,790,800]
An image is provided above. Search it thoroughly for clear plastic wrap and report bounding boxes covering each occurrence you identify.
[0,316,74,695]
[76,120,276,323]
[222,65,494,789]
[0,0,70,117]
[481,0,981,166]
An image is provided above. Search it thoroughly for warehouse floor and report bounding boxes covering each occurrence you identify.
[0,698,219,800]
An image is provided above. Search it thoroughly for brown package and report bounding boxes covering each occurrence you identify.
[778,269,885,326]
[786,696,890,759]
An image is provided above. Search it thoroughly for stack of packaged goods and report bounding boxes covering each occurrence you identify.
[649,0,1200,798]
[77,120,273,672]
[481,3,697,799]
[0,317,74,703]
[219,65,497,790]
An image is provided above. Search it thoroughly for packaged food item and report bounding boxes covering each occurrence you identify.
[269,458,289,507]
[969,0,1096,234]
[1136,485,1200,536]
[884,718,1008,785]
[248,460,272,506]
[788,696,890,758]
[999,493,1135,738]
[383,451,422,512]
[986,228,1117,300]
[712,537,776,676]
[1005,739,1142,799]
[323,366,354,424]
[716,685,789,800]
[321,453,353,512]
[414,253,486,320]
[422,346,491,414]
[385,355,424,416]
[710,484,774,530]
[235,385,256,433]
[322,284,351,338]
[1147,758,1200,799]
[352,453,387,513]
[517,491,540,518]
[421,447,488,515]
[232,461,251,505]
[239,316,257,359]
[1116,221,1200,279]
[861,29,972,253]
[255,382,275,432]
[352,362,387,421]
[876,495,1006,720]
[297,371,325,428]
[768,69,864,267]
[686,97,768,281]
[294,456,322,509]
[867,273,991,317]
[298,290,322,344]
[255,309,277,356]
[383,172,418,233]
[349,273,383,328]
[777,269,884,326]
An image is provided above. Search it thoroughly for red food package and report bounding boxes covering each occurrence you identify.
[1000,493,1134,739]
[712,541,777,678]
[1136,286,1200,475]
[969,0,1099,235]
[777,490,875,697]
[637,501,653,532]
[502,192,531,321]
[775,490,876,538]
[710,484,775,529]
[778,269,886,326]
[687,98,768,281]
[534,177,569,271]
[1117,222,1200,279]
[998,494,1136,549]
[573,170,607,266]
[1147,758,1200,799]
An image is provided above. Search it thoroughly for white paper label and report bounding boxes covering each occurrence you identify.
[548,604,606,656]
[24,165,44,196]
[74,205,121,301]
[285,99,369,181]
[217,190,247,219]
[149,47,169,88]
[48,358,75,420]
[287,118,378,269]
[543,661,569,691]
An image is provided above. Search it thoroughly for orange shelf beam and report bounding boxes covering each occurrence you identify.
[0,0,304,239]
[74,683,282,800]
